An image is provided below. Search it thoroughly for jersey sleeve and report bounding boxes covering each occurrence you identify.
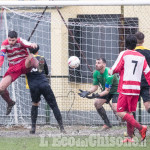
[93,71,99,85]
[109,51,125,75]
[143,58,150,85]
[19,38,32,48]
[105,75,113,88]
[0,43,7,67]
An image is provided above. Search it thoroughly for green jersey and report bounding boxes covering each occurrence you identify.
[93,67,119,94]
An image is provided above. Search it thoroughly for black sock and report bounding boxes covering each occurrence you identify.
[97,106,112,127]
[147,108,150,113]
[31,105,38,128]
[52,106,64,130]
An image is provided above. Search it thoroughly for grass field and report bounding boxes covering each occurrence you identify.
[0,136,149,150]
[0,125,149,150]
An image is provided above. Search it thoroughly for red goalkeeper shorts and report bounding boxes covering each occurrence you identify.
[117,93,139,112]
[3,59,32,82]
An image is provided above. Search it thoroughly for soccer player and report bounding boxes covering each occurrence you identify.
[78,58,119,131]
[26,45,66,134]
[135,31,150,113]
[108,35,150,142]
[0,30,39,115]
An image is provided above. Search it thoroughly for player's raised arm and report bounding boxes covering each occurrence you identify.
[19,38,37,49]
[108,51,125,75]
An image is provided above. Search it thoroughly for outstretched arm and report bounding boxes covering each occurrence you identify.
[109,51,125,75]
[19,38,37,49]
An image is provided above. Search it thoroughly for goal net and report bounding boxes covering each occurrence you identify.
[0,1,150,127]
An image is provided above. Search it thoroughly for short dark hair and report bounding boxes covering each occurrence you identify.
[8,30,18,38]
[97,57,106,64]
[135,32,145,44]
[125,35,137,50]
[29,45,39,54]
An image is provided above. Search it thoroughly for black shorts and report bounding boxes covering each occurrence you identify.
[98,93,118,104]
[140,86,150,103]
[30,83,54,103]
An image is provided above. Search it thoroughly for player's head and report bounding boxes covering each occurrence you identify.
[8,30,18,46]
[135,31,145,45]
[95,57,106,71]
[125,35,137,50]
[29,45,39,54]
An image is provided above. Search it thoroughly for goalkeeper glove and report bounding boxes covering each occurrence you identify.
[86,93,101,99]
[78,89,91,98]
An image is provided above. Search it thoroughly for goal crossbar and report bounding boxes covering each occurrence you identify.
[1,0,150,6]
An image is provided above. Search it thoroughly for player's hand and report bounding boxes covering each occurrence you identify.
[30,43,37,49]
[78,89,90,98]
[86,93,101,99]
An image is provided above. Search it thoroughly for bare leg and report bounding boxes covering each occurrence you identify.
[0,75,12,92]
[0,75,15,115]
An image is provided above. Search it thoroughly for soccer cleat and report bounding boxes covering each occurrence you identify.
[30,127,36,134]
[38,57,45,73]
[6,101,16,115]
[122,137,135,143]
[60,126,67,134]
[101,125,111,131]
[139,125,147,141]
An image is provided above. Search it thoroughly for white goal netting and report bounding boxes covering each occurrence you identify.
[0,3,150,127]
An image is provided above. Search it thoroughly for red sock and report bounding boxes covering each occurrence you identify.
[127,115,134,138]
[1,89,13,104]
[123,113,142,131]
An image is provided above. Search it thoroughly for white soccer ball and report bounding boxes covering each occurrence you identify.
[68,56,80,68]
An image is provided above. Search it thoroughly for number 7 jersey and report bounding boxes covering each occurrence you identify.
[109,50,150,95]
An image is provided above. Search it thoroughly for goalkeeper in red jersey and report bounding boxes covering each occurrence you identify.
[109,35,150,142]
[78,57,119,131]
[26,45,66,134]
[0,30,39,115]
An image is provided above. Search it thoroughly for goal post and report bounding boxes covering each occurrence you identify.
[0,0,150,6]
[0,1,150,127]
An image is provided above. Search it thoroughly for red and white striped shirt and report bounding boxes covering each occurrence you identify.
[109,50,150,95]
[0,38,32,67]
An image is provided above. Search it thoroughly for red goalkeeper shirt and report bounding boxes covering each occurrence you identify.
[109,50,150,95]
[0,38,32,67]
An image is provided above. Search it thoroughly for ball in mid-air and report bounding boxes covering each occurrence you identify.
[68,56,80,68]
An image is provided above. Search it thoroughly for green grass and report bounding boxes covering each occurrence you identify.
[0,136,150,150]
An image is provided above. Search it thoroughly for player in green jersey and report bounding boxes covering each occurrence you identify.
[78,58,119,130]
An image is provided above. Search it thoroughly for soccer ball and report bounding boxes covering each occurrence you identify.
[68,56,80,68]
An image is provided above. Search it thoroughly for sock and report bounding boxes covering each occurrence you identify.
[147,108,150,113]
[123,113,142,131]
[31,57,39,68]
[127,115,134,138]
[1,89,13,104]
[52,106,64,130]
[31,105,38,128]
[45,91,64,130]
[97,106,112,127]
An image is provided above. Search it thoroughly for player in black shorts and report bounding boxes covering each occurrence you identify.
[26,45,66,134]
[135,32,150,113]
